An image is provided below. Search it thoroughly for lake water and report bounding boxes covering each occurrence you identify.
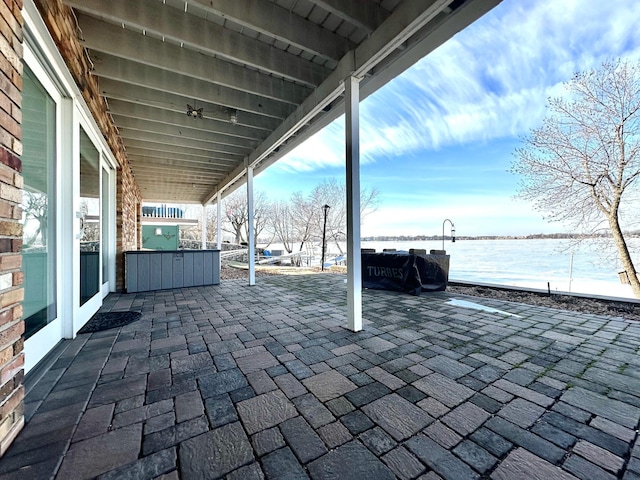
[261,238,640,299]
[362,238,640,299]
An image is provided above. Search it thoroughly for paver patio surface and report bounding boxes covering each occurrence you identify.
[1,274,640,479]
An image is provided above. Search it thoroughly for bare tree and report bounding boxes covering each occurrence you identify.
[204,204,218,243]
[23,191,49,247]
[271,200,296,253]
[512,59,640,297]
[289,178,381,254]
[223,189,271,245]
[308,179,344,252]
[223,179,380,255]
[223,191,249,244]
[247,195,274,247]
[289,191,316,252]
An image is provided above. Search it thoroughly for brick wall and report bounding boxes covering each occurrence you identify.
[0,0,25,456]
[116,167,141,291]
[33,0,142,290]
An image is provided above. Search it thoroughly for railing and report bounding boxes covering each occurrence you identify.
[141,204,184,219]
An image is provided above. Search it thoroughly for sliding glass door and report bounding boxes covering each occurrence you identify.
[22,65,57,340]
[22,56,64,372]
[79,128,101,306]
[22,12,118,374]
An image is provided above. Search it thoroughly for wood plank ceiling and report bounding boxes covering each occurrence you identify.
[62,0,501,204]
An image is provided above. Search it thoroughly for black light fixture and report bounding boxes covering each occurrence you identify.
[187,103,203,119]
[321,204,330,271]
[442,218,455,251]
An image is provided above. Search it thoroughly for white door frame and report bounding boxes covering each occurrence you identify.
[21,45,66,373]
[75,114,107,334]
[101,163,116,297]
[23,1,120,373]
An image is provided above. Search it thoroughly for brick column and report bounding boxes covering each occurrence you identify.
[116,165,141,291]
[0,0,25,456]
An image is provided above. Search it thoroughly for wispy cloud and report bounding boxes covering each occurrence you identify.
[273,0,640,173]
[275,121,346,172]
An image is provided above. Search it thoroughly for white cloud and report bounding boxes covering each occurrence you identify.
[360,0,640,158]
[275,121,345,172]
[273,0,640,173]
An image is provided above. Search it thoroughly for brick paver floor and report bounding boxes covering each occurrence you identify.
[1,274,640,479]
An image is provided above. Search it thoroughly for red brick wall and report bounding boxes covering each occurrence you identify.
[116,167,141,291]
[33,0,142,290]
[0,0,25,456]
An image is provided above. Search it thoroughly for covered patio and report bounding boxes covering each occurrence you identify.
[1,0,509,455]
[1,275,639,479]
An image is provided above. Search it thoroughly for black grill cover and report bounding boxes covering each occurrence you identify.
[362,252,449,295]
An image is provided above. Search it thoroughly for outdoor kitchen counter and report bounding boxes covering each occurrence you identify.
[125,249,220,293]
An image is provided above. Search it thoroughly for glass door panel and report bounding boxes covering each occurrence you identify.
[101,166,110,290]
[79,128,100,305]
[21,65,57,339]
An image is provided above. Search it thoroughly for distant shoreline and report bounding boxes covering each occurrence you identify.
[363,233,640,241]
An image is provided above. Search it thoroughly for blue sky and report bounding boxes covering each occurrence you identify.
[255,0,640,237]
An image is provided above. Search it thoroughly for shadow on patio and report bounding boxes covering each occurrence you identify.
[1,274,640,479]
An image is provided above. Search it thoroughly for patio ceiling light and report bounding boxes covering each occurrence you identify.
[186,104,203,119]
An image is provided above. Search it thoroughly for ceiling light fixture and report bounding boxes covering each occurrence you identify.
[187,103,203,119]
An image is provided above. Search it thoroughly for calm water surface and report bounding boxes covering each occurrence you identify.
[260,238,640,299]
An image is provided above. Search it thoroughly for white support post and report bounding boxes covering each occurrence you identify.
[201,204,207,250]
[247,166,256,286]
[61,98,76,340]
[345,76,362,332]
[216,191,222,250]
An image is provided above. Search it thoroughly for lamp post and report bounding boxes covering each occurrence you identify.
[442,219,455,251]
[321,204,330,271]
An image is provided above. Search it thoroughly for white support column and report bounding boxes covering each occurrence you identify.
[201,204,207,249]
[61,98,76,341]
[247,166,256,286]
[345,76,362,332]
[216,191,222,250]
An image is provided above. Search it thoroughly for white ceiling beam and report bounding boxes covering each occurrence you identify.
[129,160,228,176]
[78,14,310,106]
[107,100,267,142]
[118,129,250,156]
[64,0,329,86]
[135,181,214,202]
[204,0,456,203]
[137,187,210,203]
[122,139,244,161]
[133,170,224,185]
[125,148,236,166]
[101,83,278,132]
[187,0,351,62]
[91,53,294,119]
[365,0,502,103]
[252,0,503,179]
[353,0,454,77]
[305,0,388,33]
[112,115,258,150]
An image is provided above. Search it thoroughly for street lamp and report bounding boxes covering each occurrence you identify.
[321,204,330,271]
[442,219,455,251]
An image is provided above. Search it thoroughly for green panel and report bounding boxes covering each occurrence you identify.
[142,225,179,250]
